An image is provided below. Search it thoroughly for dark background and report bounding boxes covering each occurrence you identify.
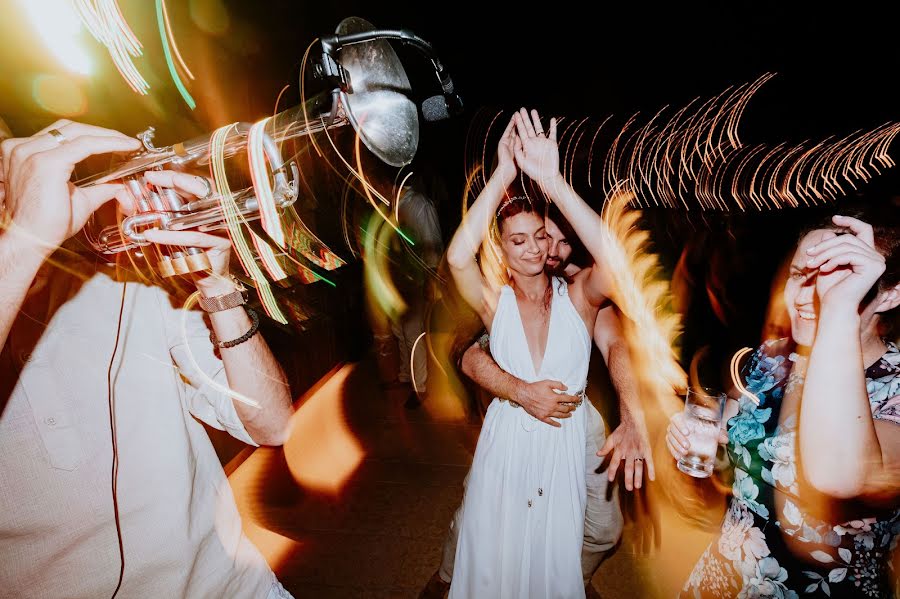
[4,3,899,145]
[2,1,899,376]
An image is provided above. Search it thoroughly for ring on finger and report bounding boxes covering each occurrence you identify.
[48,129,68,145]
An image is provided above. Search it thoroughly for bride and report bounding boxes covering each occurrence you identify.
[446,108,617,598]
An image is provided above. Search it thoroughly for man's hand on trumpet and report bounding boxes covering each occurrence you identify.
[141,170,237,298]
[0,120,140,255]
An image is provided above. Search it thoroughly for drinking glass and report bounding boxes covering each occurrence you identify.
[676,387,727,478]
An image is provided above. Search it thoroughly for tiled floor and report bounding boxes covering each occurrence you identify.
[229,358,719,598]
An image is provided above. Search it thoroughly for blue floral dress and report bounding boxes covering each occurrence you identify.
[680,340,900,598]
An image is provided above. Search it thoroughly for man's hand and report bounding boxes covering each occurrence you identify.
[598,414,655,491]
[140,171,234,297]
[512,379,580,428]
[1,120,139,254]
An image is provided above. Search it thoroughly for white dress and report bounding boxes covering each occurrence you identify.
[449,277,592,599]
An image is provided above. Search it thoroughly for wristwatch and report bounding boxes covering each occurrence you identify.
[198,276,248,313]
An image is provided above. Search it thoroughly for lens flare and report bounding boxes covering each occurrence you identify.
[730,347,761,406]
[19,0,92,75]
[189,0,230,36]
[156,0,196,109]
[31,74,87,117]
[210,123,288,324]
[73,0,149,94]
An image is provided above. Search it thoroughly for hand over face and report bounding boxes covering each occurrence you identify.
[804,215,887,312]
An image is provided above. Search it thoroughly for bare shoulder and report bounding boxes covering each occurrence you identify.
[567,267,591,291]
[564,270,603,332]
[568,267,607,306]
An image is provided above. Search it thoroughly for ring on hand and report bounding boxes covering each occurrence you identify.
[535,130,545,137]
[634,457,644,462]
[48,129,67,145]
[197,176,213,200]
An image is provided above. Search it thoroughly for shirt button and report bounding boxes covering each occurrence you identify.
[44,417,57,427]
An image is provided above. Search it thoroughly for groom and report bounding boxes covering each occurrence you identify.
[423,202,653,597]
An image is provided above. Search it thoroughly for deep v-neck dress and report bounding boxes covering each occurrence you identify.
[449,277,592,599]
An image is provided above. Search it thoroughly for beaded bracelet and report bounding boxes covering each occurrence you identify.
[210,307,260,349]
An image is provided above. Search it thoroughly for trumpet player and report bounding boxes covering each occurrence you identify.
[0,119,295,598]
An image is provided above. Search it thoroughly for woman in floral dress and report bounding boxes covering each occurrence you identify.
[667,211,900,598]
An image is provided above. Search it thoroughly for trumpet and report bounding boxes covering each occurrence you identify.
[78,16,457,282]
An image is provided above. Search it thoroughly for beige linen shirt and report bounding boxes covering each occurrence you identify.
[0,268,276,598]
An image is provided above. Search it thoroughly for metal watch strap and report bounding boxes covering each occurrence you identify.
[198,288,246,313]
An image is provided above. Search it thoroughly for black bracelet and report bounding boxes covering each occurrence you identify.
[210,307,260,349]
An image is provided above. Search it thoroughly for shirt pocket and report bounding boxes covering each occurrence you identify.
[18,358,85,471]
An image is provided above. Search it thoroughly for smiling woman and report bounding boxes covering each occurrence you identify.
[496,195,549,281]
[443,108,626,598]
[669,197,900,599]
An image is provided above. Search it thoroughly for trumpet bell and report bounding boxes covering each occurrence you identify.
[78,14,425,306]
[336,16,419,167]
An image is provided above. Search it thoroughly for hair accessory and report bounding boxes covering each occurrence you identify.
[496,194,530,217]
